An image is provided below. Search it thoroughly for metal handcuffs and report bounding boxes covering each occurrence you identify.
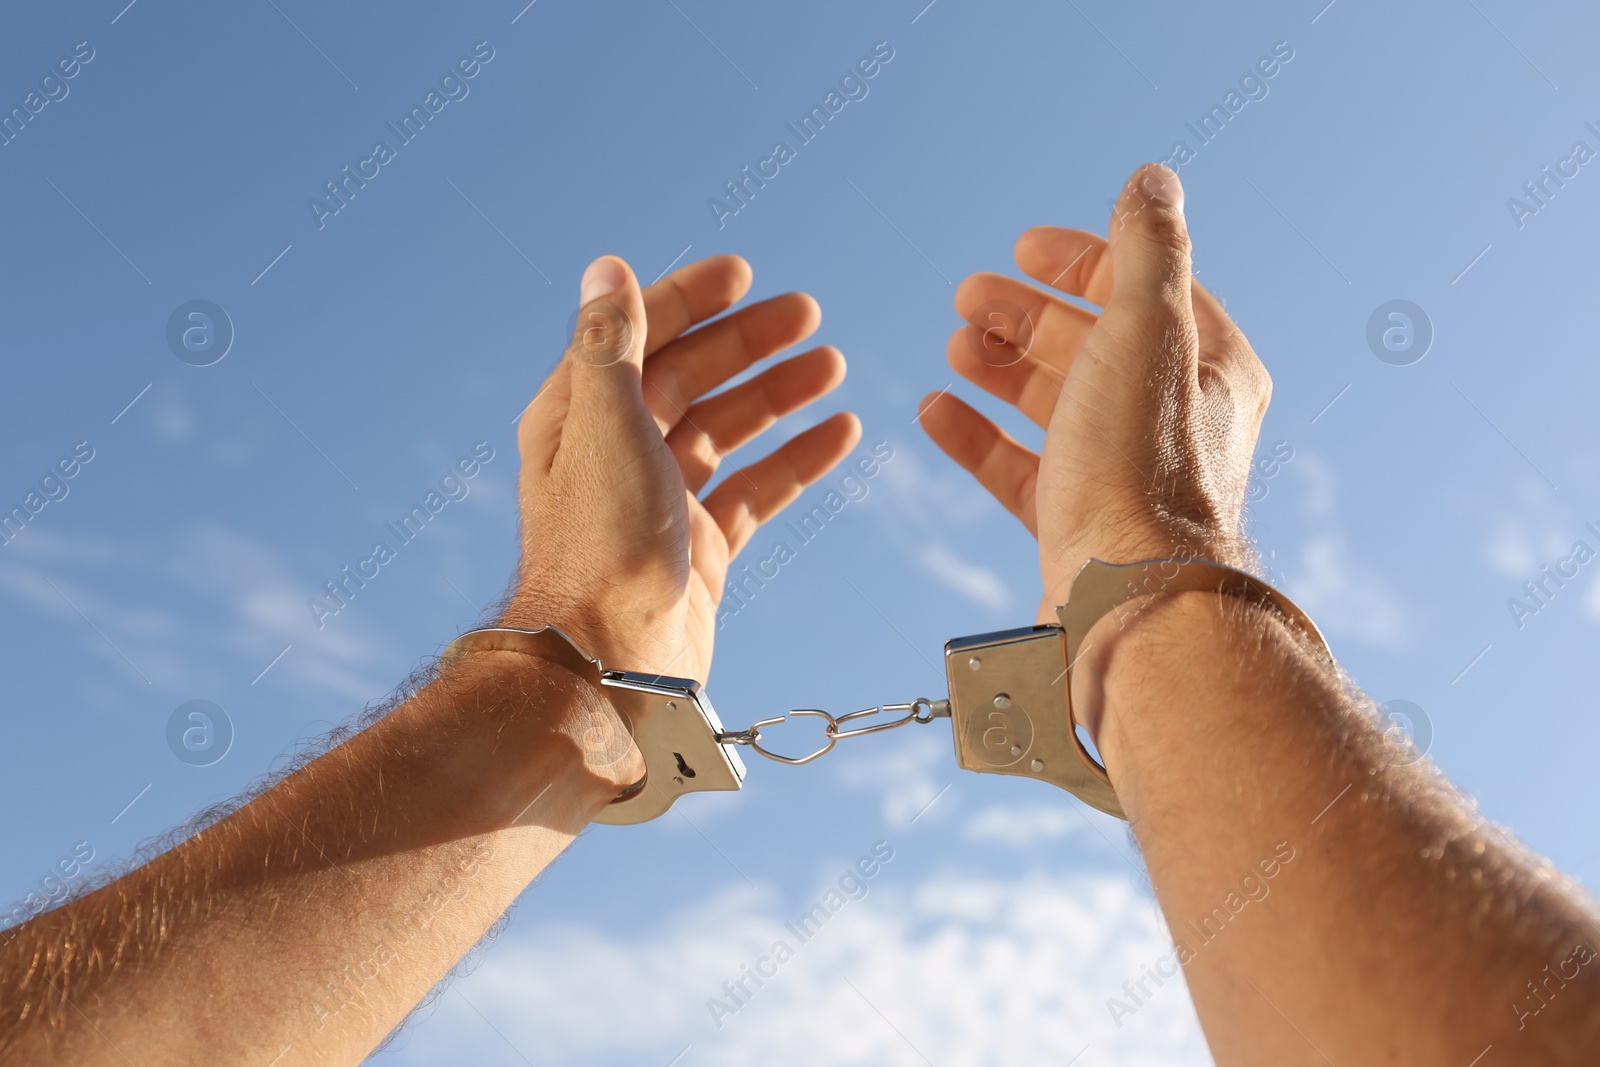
[440,558,1332,824]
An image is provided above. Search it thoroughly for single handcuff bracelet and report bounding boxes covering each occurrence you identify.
[440,558,1333,824]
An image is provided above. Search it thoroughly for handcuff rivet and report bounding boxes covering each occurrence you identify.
[1030,759,1044,772]
[993,694,1010,708]
[1010,744,1022,756]
[968,657,982,670]
[665,701,677,711]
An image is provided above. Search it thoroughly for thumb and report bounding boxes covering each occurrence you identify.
[567,254,648,404]
[560,256,665,490]
[1103,163,1198,372]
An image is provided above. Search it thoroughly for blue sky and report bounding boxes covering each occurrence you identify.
[2,0,1598,1063]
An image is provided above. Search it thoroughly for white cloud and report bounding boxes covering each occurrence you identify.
[1285,533,1407,648]
[0,556,83,621]
[962,802,1086,847]
[1485,517,1537,577]
[384,869,1209,1067]
[834,733,952,828]
[1481,478,1588,582]
[1280,455,1407,648]
[0,524,391,705]
[874,445,1002,533]
[0,555,193,689]
[1584,573,1600,622]
[0,528,126,568]
[1294,453,1337,522]
[152,395,196,442]
[916,544,1011,612]
[1479,501,1600,624]
[154,524,391,702]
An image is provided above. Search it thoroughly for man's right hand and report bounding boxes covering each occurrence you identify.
[918,163,1272,620]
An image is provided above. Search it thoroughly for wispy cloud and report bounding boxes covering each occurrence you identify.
[1280,455,1408,648]
[386,869,1206,1065]
[1285,533,1407,647]
[1,524,390,704]
[1485,516,1539,577]
[834,732,951,827]
[916,544,1010,612]
[962,803,1085,847]
[873,445,1001,532]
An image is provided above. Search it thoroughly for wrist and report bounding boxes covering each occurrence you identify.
[1042,523,1256,612]
[496,594,689,680]
[1070,588,1293,783]
[396,648,644,834]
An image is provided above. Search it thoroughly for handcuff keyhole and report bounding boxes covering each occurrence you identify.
[673,751,696,779]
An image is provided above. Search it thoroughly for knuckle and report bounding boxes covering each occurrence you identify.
[1227,334,1272,414]
[1064,244,1108,296]
[648,365,682,410]
[1136,209,1191,260]
[690,431,723,474]
[569,300,636,368]
[1098,304,1197,368]
[1253,360,1273,414]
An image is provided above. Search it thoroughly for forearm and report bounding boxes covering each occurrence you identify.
[1089,591,1600,1065]
[0,651,626,1066]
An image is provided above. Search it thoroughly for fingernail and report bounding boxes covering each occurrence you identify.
[1138,164,1184,213]
[580,256,626,305]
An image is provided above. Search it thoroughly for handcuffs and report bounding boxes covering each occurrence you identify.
[440,558,1332,824]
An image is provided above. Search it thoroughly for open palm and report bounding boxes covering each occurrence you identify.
[919,167,1268,622]
[506,254,860,683]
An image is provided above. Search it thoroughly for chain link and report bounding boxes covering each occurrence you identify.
[717,699,951,765]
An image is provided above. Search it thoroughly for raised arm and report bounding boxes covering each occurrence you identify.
[920,164,1600,1064]
[0,253,860,1066]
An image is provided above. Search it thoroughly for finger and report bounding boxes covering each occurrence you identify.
[1013,227,1113,306]
[702,412,862,558]
[641,254,752,357]
[643,292,822,433]
[563,255,654,454]
[1099,163,1199,377]
[917,392,1039,536]
[666,346,846,494]
[944,325,1065,430]
[524,254,660,474]
[953,272,1097,378]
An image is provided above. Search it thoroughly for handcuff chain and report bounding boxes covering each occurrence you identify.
[716,699,951,766]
